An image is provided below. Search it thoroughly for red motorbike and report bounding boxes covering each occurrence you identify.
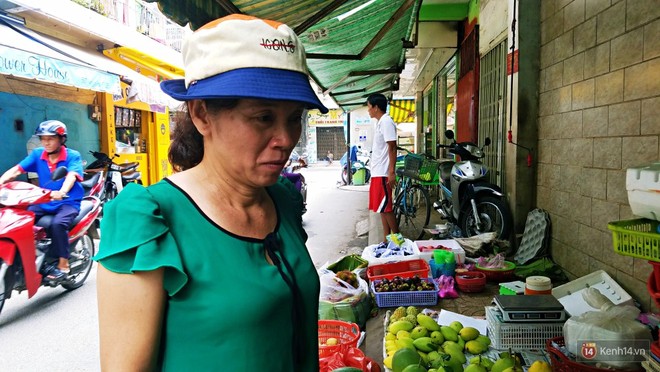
[0,167,100,315]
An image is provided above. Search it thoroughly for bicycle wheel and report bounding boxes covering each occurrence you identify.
[394,184,431,240]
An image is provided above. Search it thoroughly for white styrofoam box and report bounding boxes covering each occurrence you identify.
[414,239,465,264]
[552,270,634,317]
[627,163,660,221]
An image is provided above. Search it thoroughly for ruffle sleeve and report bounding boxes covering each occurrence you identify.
[94,183,188,296]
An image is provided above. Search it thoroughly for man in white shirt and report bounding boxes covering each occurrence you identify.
[367,93,399,245]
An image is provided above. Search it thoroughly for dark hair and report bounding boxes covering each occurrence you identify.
[168,99,239,172]
[366,93,388,113]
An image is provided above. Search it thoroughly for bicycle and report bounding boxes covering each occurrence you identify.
[392,147,438,240]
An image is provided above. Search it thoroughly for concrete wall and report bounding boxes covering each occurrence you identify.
[0,92,101,177]
[538,0,660,310]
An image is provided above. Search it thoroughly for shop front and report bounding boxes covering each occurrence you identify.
[96,82,175,186]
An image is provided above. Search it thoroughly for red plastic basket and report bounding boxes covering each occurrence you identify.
[546,337,644,372]
[318,320,360,358]
[366,259,430,282]
[455,271,487,293]
[647,261,660,309]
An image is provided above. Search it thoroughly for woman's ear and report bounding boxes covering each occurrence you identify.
[188,100,213,136]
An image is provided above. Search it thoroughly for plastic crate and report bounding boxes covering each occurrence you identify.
[370,278,438,308]
[608,218,660,262]
[402,153,438,182]
[545,337,631,372]
[366,259,430,282]
[486,306,563,350]
[318,320,360,358]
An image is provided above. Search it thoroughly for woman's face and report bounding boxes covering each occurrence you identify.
[202,98,305,186]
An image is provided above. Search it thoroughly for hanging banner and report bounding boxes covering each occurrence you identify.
[307,109,345,126]
[0,44,121,95]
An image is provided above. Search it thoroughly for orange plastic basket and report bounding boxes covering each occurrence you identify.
[318,320,360,358]
[366,259,431,282]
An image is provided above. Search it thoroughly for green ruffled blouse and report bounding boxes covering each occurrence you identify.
[94,178,320,371]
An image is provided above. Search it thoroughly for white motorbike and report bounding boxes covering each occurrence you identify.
[434,130,512,239]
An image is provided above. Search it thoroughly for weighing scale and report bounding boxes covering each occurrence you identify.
[493,294,567,322]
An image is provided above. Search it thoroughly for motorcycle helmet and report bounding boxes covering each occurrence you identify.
[35,120,67,144]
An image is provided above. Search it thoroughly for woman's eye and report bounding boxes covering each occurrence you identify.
[256,114,274,123]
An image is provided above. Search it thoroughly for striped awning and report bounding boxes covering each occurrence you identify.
[389,99,416,123]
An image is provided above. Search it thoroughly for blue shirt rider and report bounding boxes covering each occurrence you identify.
[0,120,84,281]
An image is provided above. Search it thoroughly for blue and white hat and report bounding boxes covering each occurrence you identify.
[160,14,328,113]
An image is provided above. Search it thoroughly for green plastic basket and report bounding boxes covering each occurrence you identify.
[608,218,660,262]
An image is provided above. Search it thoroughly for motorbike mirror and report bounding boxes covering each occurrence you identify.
[484,137,491,146]
[444,130,455,140]
[51,166,68,181]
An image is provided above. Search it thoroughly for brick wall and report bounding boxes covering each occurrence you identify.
[538,0,660,310]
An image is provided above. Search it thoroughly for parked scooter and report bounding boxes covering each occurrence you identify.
[0,167,100,315]
[284,149,308,173]
[280,171,307,214]
[83,151,141,203]
[340,145,371,185]
[434,130,512,239]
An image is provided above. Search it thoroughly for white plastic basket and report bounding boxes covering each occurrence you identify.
[485,306,563,350]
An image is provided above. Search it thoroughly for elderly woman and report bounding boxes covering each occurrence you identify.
[94,15,327,371]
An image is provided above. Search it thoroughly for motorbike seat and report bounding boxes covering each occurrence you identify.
[80,172,101,193]
[35,199,95,230]
[119,162,139,172]
[439,161,454,187]
[122,171,141,181]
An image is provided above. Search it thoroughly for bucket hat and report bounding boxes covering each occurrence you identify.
[161,14,328,113]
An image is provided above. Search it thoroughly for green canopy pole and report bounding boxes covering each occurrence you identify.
[346,111,352,185]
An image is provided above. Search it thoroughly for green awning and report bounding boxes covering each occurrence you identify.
[145,0,420,112]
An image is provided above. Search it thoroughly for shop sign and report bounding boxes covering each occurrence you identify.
[0,44,121,95]
[308,109,345,127]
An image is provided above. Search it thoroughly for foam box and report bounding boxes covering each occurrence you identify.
[627,163,660,221]
[552,270,634,317]
[414,239,465,264]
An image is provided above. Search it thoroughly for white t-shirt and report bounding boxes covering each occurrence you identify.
[370,114,397,177]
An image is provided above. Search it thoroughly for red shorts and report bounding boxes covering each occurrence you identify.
[369,177,394,213]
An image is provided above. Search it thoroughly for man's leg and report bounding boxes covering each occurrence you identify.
[381,211,399,242]
[50,205,79,272]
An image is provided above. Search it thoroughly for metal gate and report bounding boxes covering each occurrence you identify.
[316,127,345,161]
[478,41,507,189]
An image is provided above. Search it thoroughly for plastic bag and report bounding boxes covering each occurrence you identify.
[435,275,458,299]
[477,253,506,269]
[361,239,420,264]
[319,271,367,303]
[318,271,372,329]
[564,292,651,370]
[319,347,381,372]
